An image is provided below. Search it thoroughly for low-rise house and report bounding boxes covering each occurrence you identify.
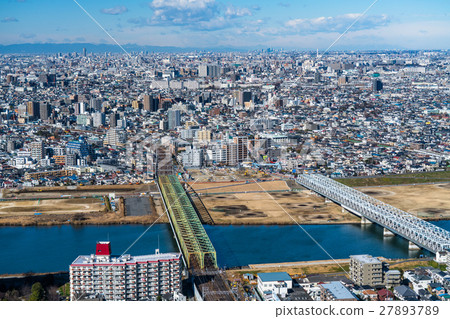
[394,285,419,301]
[377,288,395,301]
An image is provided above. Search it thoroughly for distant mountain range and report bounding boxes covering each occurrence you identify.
[0,42,249,54]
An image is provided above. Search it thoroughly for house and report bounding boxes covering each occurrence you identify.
[377,289,395,301]
[257,272,292,299]
[319,281,357,301]
[394,285,419,301]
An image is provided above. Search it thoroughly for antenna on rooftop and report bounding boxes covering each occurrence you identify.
[156,235,160,254]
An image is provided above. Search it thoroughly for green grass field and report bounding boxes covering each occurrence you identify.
[335,170,450,187]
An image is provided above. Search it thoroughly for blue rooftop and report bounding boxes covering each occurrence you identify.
[321,281,356,300]
[257,272,292,282]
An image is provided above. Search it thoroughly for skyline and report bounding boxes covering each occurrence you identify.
[0,0,449,50]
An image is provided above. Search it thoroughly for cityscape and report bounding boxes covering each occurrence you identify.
[0,0,450,309]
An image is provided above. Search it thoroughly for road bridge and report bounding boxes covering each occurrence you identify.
[297,174,450,254]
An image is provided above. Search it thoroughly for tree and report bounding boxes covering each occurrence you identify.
[29,282,45,301]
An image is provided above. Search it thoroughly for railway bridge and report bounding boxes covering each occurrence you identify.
[297,174,450,254]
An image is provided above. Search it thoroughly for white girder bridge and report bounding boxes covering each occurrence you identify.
[297,174,450,254]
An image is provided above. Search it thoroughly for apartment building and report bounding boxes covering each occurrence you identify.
[350,254,383,286]
[70,241,182,301]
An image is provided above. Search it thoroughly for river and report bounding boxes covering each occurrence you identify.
[1,221,449,275]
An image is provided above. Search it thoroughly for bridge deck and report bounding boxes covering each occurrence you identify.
[158,175,217,269]
[297,174,450,253]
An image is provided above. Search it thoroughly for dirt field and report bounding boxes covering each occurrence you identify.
[358,183,450,220]
[0,198,104,215]
[2,184,151,200]
[0,195,168,226]
[188,180,290,193]
[197,180,360,225]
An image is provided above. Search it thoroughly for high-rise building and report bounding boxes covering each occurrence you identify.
[198,64,220,78]
[314,72,321,83]
[66,139,90,157]
[338,76,349,86]
[69,241,182,301]
[30,141,45,161]
[82,47,86,57]
[39,102,50,120]
[92,112,106,127]
[110,113,118,128]
[143,95,159,112]
[26,101,40,119]
[372,79,383,92]
[350,254,383,286]
[90,98,102,112]
[167,109,181,130]
[132,100,141,110]
[236,91,252,106]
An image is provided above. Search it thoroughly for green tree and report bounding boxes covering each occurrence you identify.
[29,282,45,301]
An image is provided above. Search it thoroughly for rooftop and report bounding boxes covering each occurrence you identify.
[350,254,382,264]
[321,281,357,300]
[71,252,181,266]
[258,272,292,283]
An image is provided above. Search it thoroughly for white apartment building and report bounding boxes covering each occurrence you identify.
[70,242,182,301]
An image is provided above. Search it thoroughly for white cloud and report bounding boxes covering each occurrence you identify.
[285,13,389,34]
[1,17,19,23]
[225,5,252,18]
[101,6,128,15]
[140,0,253,30]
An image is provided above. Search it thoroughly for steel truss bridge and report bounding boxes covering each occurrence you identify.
[297,174,450,254]
[158,175,217,269]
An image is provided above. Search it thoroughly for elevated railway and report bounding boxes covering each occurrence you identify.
[297,174,450,254]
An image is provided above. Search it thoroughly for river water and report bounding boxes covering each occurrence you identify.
[1,221,449,275]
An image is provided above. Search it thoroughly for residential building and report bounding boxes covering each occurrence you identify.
[319,282,357,301]
[69,241,182,301]
[350,254,383,286]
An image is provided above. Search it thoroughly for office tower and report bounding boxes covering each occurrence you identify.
[69,241,182,301]
[143,95,151,111]
[92,112,106,127]
[30,141,45,161]
[39,102,50,120]
[79,102,86,114]
[132,100,141,110]
[110,113,118,128]
[338,76,349,86]
[143,95,158,112]
[198,64,208,77]
[167,109,181,130]
[238,91,252,106]
[314,72,321,83]
[350,255,383,286]
[90,98,102,112]
[372,79,383,92]
[82,47,86,57]
[26,101,40,119]
[198,64,220,78]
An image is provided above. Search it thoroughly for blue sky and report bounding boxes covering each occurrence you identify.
[0,0,449,49]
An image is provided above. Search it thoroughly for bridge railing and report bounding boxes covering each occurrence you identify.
[298,174,450,253]
[158,175,217,269]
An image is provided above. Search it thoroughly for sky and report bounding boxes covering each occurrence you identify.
[0,0,449,50]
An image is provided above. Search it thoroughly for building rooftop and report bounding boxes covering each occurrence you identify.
[350,254,382,264]
[71,252,181,266]
[321,281,357,300]
[258,272,292,283]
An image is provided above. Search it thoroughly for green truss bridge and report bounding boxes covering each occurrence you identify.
[158,175,217,270]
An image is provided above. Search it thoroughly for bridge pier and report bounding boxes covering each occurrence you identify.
[383,228,395,237]
[361,217,372,225]
[408,241,421,251]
